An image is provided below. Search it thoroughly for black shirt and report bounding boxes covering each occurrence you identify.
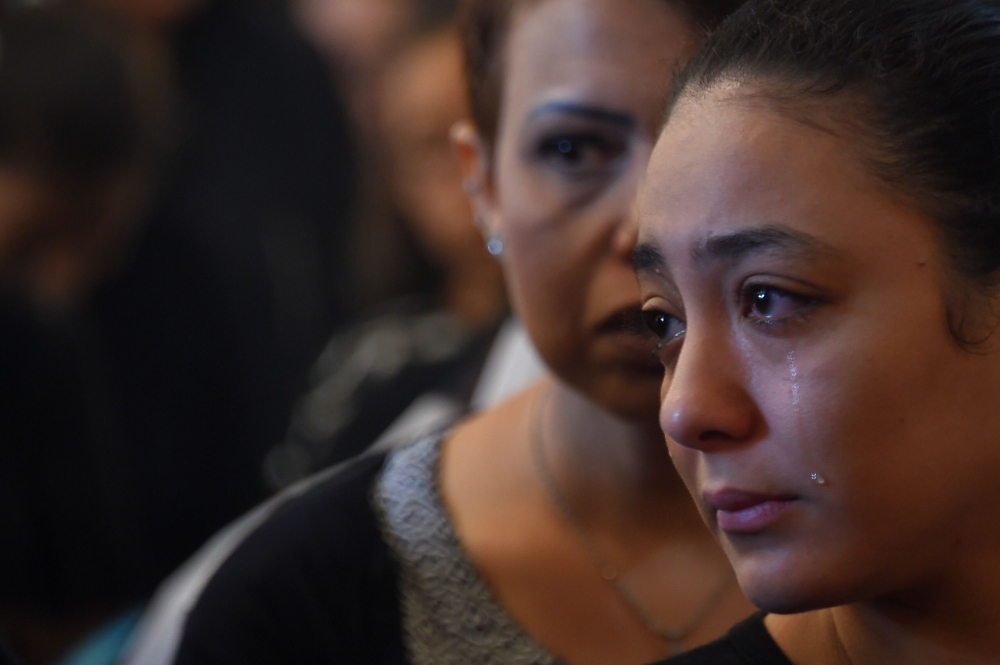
[174,452,407,664]
[653,613,793,665]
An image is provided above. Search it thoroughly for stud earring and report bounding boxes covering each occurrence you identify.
[486,234,505,256]
[475,211,504,256]
[463,179,480,194]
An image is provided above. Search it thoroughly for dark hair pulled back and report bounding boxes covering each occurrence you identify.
[458,0,746,149]
[671,0,1000,299]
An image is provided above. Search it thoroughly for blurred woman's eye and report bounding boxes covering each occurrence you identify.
[740,285,816,328]
[536,133,627,177]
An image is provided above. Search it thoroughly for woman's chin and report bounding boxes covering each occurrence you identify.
[735,555,863,615]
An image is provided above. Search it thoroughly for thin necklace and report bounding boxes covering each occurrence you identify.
[528,391,734,656]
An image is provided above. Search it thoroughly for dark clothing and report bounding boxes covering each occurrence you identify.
[263,303,501,491]
[0,0,354,613]
[175,452,408,664]
[654,613,793,665]
[0,304,140,611]
[101,0,355,594]
[175,430,564,665]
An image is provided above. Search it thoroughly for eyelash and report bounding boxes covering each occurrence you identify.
[642,284,820,361]
[641,310,685,361]
[739,284,818,331]
[535,133,627,175]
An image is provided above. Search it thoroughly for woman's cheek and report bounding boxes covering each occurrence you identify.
[664,438,699,486]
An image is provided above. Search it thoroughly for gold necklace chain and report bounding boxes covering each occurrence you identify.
[528,391,734,655]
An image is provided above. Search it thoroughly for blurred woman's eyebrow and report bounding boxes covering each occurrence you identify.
[527,101,636,128]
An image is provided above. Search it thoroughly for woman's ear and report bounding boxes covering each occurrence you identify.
[451,120,500,243]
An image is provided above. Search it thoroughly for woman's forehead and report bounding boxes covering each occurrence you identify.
[639,97,930,266]
[502,0,697,114]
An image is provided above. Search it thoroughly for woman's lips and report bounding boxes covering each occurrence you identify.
[702,488,799,534]
[593,306,662,371]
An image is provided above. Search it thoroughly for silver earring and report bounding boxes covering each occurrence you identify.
[476,211,504,256]
[463,179,480,194]
[486,234,505,256]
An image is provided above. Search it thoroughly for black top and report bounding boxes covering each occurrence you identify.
[653,613,793,665]
[174,451,408,664]
[263,303,500,491]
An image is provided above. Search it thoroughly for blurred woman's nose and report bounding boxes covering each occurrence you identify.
[612,197,640,261]
[612,157,649,262]
[661,327,758,451]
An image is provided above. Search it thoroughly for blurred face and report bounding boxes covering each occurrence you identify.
[379,30,488,270]
[0,169,139,310]
[468,0,699,421]
[295,0,414,79]
[636,88,1000,612]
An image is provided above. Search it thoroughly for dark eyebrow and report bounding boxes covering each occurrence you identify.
[527,101,636,129]
[633,242,667,274]
[694,226,837,264]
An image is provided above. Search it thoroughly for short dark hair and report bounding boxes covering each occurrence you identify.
[671,0,1000,300]
[0,3,155,182]
[457,0,746,150]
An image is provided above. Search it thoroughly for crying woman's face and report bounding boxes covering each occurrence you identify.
[636,87,1000,613]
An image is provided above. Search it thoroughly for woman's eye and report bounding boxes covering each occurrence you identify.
[537,134,626,175]
[642,309,685,342]
[742,286,814,325]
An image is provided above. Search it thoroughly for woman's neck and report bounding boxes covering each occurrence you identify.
[440,379,752,662]
[444,256,507,330]
[539,379,706,542]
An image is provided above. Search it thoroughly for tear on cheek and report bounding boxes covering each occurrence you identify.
[787,350,800,411]
[787,351,831,489]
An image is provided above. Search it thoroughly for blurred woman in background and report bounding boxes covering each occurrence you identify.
[170,0,753,663]
[2,0,356,662]
[68,0,357,610]
[0,4,164,663]
[261,21,508,490]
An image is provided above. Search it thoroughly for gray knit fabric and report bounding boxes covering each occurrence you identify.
[375,432,563,665]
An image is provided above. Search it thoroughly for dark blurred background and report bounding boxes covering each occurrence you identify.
[0,0,507,662]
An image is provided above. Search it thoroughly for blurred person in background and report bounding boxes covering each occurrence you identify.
[75,0,355,599]
[120,20,528,662]
[0,3,165,663]
[292,0,416,136]
[1,0,355,661]
[261,19,508,490]
[290,0,482,314]
[168,0,755,663]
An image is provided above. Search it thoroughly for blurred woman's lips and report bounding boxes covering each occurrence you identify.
[594,305,647,336]
[592,306,660,366]
[702,487,799,534]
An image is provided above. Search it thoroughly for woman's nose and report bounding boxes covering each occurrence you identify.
[612,195,641,262]
[661,330,759,452]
